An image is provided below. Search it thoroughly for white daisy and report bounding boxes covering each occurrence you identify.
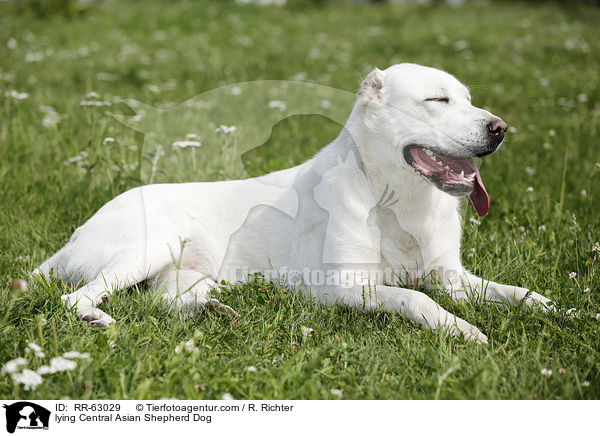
[27,343,45,358]
[330,388,343,398]
[1,358,28,375]
[62,351,90,359]
[13,369,43,391]
[568,272,577,280]
[172,140,202,148]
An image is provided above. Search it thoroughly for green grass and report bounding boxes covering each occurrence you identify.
[1,0,600,400]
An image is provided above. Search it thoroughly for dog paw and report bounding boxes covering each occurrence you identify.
[565,307,579,318]
[450,318,488,345]
[61,294,116,327]
[205,298,240,317]
[79,308,116,327]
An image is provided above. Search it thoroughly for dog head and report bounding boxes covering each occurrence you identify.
[355,63,507,216]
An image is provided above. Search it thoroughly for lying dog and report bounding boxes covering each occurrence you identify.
[33,63,557,343]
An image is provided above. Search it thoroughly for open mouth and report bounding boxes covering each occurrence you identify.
[403,145,490,216]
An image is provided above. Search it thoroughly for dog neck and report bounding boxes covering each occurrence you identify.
[323,108,459,220]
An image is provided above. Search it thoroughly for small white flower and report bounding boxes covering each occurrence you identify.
[453,39,469,51]
[469,217,481,226]
[13,369,43,391]
[40,106,60,128]
[36,365,52,375]
[583,288,590,293]
[184,339,195,353]
[548,129,556,137]
[268,100,287,111]
[146,84,160,94]
[247,366,257,372]
[568,272,577,280]
[508,126,517,134]
[63,151,88,166]
[538,225,547,232]
[38,357,78,374]
[330,388,343,398]
[582,380,590,387]
[302,327,313,337]
[290,72,307,81]
[87,91,100,98]
[540,368,552,376]
[526,186,534,192]
[27,343,45,358]
[62,351,90,359]
[592,242,600,253]
[8,90,28,100]
[577,93,588,103]
[581,189,587,198]
[25,52,44,63]
[221,393,234,400]
[79,100,111,107]
[7,37,17,50]
[175,344,182,354]
[42,113,60,127]
[103,137,115,144]
[1,358,28,375]
[214,125,237,135]
[46,356,77,373]
[524,166,536,176]
[172,140,202,148]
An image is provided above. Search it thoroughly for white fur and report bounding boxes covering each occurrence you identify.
[33,63,556,342]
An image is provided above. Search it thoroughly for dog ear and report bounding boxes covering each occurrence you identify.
[358,68,384,105]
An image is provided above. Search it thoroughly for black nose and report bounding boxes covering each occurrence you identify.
[487,117,507,138]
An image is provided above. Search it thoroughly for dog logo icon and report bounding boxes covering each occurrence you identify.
[2,402,50,433]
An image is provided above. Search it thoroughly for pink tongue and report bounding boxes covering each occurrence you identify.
[468,169,489,216]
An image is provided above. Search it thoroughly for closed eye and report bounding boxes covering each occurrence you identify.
[425,97,450,103]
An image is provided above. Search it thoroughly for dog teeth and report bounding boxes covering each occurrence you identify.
[459,170,464,177]
[425,149,434,157]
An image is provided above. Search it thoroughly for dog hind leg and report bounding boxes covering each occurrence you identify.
[153,267,238,315]
[61,272,141,327]
[31,247,69,283]
[60,244,176,326]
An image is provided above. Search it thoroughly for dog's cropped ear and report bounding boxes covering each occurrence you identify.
[358,68,384,105]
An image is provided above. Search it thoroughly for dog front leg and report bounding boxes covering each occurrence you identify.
[305,283,487,343]
[458,270,555,311]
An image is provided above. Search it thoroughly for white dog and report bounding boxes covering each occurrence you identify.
[33,63,558,343]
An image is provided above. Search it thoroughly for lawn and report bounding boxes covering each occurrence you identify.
[1,0,599,400]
